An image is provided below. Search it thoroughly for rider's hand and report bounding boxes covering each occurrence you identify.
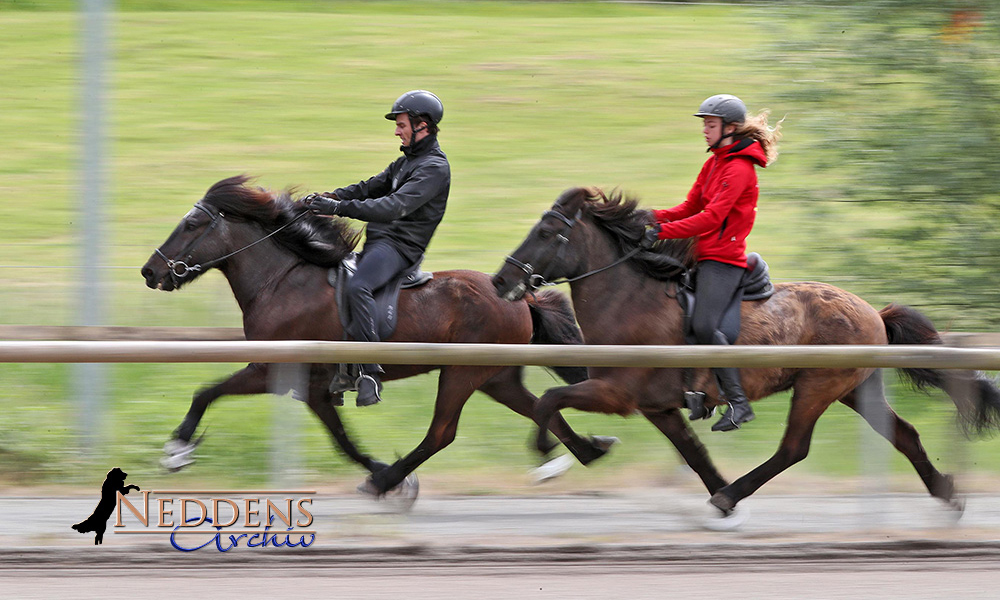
[640,224,661,249]
[302,192,341,216]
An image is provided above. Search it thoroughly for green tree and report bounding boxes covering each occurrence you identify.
[771,1,1000,329]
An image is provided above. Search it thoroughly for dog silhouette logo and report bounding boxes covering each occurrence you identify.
[71,467,140,545]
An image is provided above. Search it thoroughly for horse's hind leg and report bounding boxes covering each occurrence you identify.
[710,377,840,513]
[362,366,488,495]
[303,365,389,475]
[644,409,728,495]
[478,367,614,466]
[840,370,962,510]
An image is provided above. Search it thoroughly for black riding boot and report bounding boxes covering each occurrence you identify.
[710,331,754,432]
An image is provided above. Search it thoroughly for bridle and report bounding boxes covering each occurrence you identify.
[153,202,307,286]
[503,207,642,293]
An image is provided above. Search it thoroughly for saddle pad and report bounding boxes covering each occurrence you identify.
[327,252,433,340]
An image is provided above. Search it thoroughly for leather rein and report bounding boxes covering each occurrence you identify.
[503,208,643,292]
[154,202,308,286]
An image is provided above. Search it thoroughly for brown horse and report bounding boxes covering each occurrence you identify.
[492,187,1000,517]
[140,176,615,497]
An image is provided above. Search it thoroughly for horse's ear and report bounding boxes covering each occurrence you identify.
[556,187,595,212]
[581,186,604,201]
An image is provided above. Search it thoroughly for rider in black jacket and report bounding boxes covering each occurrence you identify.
[304,90,450,406]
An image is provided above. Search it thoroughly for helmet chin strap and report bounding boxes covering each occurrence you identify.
[710,124,737,149]
[404,114,427,147]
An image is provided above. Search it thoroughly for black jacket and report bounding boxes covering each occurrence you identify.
[333,135,450,266]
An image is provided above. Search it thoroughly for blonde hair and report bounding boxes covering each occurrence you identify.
[734,109,783,165]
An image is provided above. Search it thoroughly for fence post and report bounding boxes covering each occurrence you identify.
[75,0,111,457]
[268,363,306,488]
[858,368,892,529]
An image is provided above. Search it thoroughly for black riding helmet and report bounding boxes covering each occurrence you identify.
[385,90,444,131]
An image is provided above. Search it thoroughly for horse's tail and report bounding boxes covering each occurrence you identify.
[880,303,1000,437]
[527,290,588,384]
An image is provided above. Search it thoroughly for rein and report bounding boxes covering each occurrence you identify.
[154,202,309,283]
[503,208,643,291]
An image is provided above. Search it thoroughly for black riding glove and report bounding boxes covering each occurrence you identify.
[640,224,661,249]
[302,193,341,216]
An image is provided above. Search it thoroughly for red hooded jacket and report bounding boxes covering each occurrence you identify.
[652,138,767,269]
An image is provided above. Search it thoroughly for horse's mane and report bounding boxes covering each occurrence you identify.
[557,187,696,280]
[201,175,361,267]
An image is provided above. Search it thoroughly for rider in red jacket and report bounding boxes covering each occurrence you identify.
[644,94,781,432]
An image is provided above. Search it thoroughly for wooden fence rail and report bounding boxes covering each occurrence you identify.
[1,340,1000,370]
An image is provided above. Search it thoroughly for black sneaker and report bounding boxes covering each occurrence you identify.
[355,374,383,407]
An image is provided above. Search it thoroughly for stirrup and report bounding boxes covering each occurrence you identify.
[329,364,359,394]
[355,374,383,407]
[711,401,755,432]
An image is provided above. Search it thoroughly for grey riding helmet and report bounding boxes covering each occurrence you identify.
[694,94,747,125]
[384,90,444,125]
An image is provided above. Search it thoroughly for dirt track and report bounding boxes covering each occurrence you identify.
[4,490,1000,598]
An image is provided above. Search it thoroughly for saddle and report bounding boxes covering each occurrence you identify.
[674,252,774,420]
[327,252,433,341]
[322,253,432,401]
[675,252,774,344]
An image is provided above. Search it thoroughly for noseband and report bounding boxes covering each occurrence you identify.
[503,208,578,290]
[154,203,219,284]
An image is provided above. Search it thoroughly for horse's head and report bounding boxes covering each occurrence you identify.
[492,187,693,302]
[142,175,361,292]
[492,187,595,302]
[141,190,235,292]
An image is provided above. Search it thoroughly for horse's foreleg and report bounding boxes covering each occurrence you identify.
[644,409,728,495]
[173,363,269,442]
[710,382,838,513]
[363,366,483,495]
[534,378,634,456]
[840,371,961,510]
[478,367,613,466]
[304,366,389,475]
[163,363,270,471]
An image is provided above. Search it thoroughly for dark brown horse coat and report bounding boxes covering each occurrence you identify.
[493,187,1000,515]
[141,176,611,495]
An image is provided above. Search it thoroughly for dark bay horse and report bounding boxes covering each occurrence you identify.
[140,176,615,496]
[492,187,1000,517]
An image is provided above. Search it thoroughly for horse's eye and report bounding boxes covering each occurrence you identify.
[184,220,199,231]
[538,229,552,240]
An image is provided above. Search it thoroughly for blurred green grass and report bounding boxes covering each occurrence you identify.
[0,1,996,492]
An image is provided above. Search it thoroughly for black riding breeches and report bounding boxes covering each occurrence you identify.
[691,260,746,345]
[344,241,408,373]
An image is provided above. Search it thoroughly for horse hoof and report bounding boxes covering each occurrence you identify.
[591,435,620,452]
[703,502,750,532]
[944,495,967,520]
[530,453,576,484]
[383,473,420,513]
[709,491,736,513]
[161,439,197,472]
[356,477,380,498]
[357,473,420,512]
